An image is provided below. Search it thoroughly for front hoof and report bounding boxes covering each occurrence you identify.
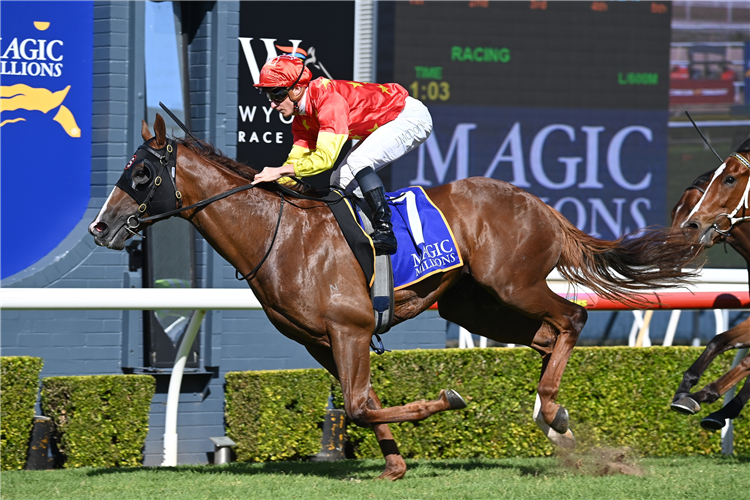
[671,396,701,415]
[700,414,726,431]
[444,389,467,410]
[550,406,569,434]
[376,459,406,480]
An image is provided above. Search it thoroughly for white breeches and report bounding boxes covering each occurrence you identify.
[330,96,433,195]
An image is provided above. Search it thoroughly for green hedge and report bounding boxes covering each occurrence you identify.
[225,369,332,462]
[225,347,748,462]
[41,375,155,468]
[1,357,44,470]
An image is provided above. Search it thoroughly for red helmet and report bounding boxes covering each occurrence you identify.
[253,55,312,88]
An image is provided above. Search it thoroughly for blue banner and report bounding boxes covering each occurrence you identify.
[1,1,93,278]
[390,106,668,241]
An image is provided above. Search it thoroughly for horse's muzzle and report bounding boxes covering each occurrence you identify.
[681,220,721,248]
[89,220,128,250]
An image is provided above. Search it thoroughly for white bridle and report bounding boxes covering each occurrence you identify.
[684,153,750,236]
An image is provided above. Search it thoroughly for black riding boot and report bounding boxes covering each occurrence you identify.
[355,167,398,255]
[363,187,398,254]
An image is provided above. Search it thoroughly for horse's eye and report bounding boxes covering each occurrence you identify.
[724,175,736,185]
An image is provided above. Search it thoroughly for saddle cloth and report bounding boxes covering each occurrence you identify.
[327,186,463,290]
[381,186,464,289]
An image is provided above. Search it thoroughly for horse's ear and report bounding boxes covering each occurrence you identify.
[153,113,166,148]
[141,120,153,141]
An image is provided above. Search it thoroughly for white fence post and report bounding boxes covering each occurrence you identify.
[721,347,749,455]
[162,309,206,467]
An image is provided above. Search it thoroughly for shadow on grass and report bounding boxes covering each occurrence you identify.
[81,454,750,480]
[81,457,556,480]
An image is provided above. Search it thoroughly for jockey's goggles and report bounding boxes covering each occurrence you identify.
[264,87,291,103]
[259,61,306,103]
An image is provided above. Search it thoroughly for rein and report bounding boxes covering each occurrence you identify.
[115,138,285,282]
[117,138,349,282]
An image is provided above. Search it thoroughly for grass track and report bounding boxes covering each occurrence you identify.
[2,456,748,500]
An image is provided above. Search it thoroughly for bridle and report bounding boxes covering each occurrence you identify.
[114,138,288,281]
[115,138,183,236]
[112,101,349,281]
[685,152,750,237]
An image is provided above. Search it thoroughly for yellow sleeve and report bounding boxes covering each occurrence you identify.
[285,131,348,178]
[276,144,311,185]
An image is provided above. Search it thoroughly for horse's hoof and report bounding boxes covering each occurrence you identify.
[700,414,726,431]
[375,455,406,481]
[445,389,467,410]
[671,396,701,415]
[533,408,576,449]
[550,406,569,434]
[550,428,576,449]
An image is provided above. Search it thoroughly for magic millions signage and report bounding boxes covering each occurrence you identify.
[1,1,93,279]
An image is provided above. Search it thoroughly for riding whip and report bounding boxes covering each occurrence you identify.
[159,101,201,145]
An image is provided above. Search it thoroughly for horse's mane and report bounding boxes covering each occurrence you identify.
[176,137,259,181]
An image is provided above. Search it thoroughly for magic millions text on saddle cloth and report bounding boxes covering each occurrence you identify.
[386,186,464,289]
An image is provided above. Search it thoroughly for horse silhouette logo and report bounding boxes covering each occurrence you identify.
[0,21,81,138]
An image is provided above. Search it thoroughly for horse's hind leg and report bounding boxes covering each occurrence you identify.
[304,344,406,480]
[671,319,750,415]
[438,278,575,448]
[701,373,750,431]
[518,291,586,435]
[464,277,586,434]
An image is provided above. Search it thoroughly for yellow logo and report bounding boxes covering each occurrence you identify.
[1,84,80,137]
[0,21,81,137]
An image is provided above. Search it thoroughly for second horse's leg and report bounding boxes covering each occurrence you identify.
[701,373,750,430]
[672,320,750,415]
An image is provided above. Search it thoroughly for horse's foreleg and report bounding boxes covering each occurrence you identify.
[303,343,406,480]
[367,389,407,480]
[671,320,750,415]
[330,330,466,427]
[689,353,750,405]
[701,374,750,430]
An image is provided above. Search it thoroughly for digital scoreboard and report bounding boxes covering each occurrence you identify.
[376,1,673,241]
[388,1,671,109]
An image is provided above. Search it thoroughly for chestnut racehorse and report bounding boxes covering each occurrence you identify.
[90,115,697,479]
[670,140,750,430]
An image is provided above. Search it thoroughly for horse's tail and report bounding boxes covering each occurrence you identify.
[549,208,704,305]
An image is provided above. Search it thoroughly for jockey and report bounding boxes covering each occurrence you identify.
[252,54,433,255]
